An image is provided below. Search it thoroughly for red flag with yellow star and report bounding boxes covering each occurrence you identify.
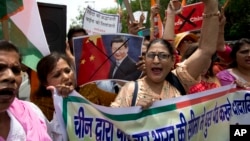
[77,35,111,86]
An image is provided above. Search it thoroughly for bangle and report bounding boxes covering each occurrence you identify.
[202,11,220,18]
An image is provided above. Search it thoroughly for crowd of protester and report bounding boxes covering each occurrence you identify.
[0,0,249,140]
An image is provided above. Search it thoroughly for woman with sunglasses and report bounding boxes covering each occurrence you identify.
[111,0,220,109]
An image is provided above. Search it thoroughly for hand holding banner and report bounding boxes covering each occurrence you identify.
[53,84,250,140]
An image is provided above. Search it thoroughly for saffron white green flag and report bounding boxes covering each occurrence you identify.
[0,0,50,70]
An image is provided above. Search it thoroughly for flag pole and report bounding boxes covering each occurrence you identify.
[123,0,135,22]
[2,20,9,41]
[223,0,230,9]
[138,0,145,31]
[139,0,143,11]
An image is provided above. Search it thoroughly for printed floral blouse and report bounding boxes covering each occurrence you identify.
[111,63,200,107]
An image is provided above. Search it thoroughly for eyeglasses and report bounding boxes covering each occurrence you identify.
[146,52,171,60]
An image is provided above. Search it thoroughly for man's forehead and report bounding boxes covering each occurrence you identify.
[112,42,125,47]
[0,51,20,61]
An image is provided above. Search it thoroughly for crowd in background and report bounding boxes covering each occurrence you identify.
[0,0,249,140]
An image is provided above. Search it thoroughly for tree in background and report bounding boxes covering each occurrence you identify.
[223,0,250,40]
[70,6,85,29]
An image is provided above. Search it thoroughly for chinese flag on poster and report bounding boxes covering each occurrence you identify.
[77,35,111,86]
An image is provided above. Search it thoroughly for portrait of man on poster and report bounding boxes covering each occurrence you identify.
[108,35,142,81]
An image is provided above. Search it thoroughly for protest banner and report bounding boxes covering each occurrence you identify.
[83,6,120,35]
[73,33,143,86]
[174,2,204,34]
[53,84,250,140]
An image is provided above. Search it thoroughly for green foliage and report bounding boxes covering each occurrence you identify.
[70,6,85,29]
[102,8,129,33]
[224,0,250,40]
[102,8,118,14]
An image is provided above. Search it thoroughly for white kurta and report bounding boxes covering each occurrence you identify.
[0,101,66,141]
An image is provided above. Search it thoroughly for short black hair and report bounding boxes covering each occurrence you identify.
[67,26,88,40]
[0,40,22,63]
[110,35,128,48]
[147,39,175,56]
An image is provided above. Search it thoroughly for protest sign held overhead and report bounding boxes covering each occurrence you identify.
[83,6,120,35]
[174,2,204,34]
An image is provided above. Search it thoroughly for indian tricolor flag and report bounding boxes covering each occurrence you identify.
[151,0,163,39]
[0,0,50,71]
[115,0,124,7]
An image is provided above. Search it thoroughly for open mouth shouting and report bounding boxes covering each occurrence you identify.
[151,67,163,75]
[0,88,16,102]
